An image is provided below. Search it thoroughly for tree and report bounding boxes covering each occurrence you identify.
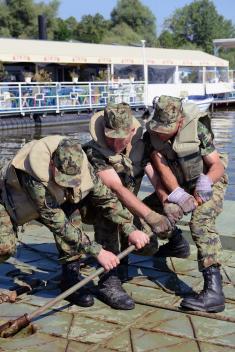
[76,14,110,43]
[0,0,60,39]
[0,1,11,37]
[54,17,71,41]
[3,0,37,38]
[102,22,143,45]
[65,16,78,38]
[34,0,60,40]
[0,61,8,81]
[110,0,157,46]
[162,0,235,53]
[219,49,235,70]
[158,31,175,48]
[52,16,78,41]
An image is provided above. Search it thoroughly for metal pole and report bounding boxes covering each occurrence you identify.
[141,39,148,107]
[0,241,140,338]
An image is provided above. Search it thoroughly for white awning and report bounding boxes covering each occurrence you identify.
[213,38,235,49]
[0,38,229,67]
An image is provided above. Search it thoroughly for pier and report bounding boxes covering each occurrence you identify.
[0,107,234,351]
[0,199,235,351]
[212,97,235,110]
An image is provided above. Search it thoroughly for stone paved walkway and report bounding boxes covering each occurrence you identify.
[0,208,235,351]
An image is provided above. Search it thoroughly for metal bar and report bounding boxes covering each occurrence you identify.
[0,82,145,116]
[19,83,23,115]
[29,243,136,321]
[89,82,92,109]
[134,299,235,323]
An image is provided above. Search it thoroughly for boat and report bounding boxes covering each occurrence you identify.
[185,95,214,112]
[0,38,233,119]
[152,94,213,113]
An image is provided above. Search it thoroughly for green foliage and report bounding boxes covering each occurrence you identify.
[0,2,11,37]
[95,69,108,81]
[54,16,78,41]
[110,0,157,46]
[65,16,78,38]
[162,0,235,53]
[54,17,70,41]
[158,31,175,48]
[0,0,234,70]
[219,49,235,70]
[0,61,7,81]
[0,0,60,39]
[69,70,79,79]
[102,22,143,45]
[76,14,110,43]
[33,68,52,81]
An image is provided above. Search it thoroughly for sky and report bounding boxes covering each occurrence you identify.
[46,0,235,35]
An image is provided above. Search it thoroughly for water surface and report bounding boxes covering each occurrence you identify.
[0,110,234,200]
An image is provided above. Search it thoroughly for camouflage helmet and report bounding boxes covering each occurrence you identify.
[148,95,183,134]
[104,103,133,138]
[52,138,83,188]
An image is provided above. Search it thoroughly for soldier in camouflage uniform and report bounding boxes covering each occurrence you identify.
[0,136,151,309]
[84,103,190,286]
[145,95,228,313]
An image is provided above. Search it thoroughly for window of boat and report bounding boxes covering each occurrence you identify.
[113,65,144,81]
[206,67,228,83]
[178,67,203,83]
[148,65,175,84]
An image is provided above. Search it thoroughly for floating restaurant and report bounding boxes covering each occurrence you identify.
[0,38,233,116]
[0,39,235,349]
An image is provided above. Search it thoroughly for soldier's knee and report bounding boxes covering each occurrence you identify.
[189,221,206,236]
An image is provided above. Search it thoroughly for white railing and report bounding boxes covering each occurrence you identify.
[0,81,145,116]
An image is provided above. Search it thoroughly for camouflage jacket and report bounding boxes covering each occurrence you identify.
[144,120,215,159]
[84,142,148,194]
[144,120,216,190]
[16,168,136,261]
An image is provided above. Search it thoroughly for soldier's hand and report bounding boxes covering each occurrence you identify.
[163,202,184,226]
[144,211,173,236]
[194,174,213,203]
[128,230,150,250]
[0,290,17,304]
[97,248,120,272]
[168,187,197,214]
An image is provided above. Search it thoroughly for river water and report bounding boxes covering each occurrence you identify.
[0,110,234,200]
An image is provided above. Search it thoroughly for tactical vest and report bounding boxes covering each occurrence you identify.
[149,105,212,188]
[89,134,145,193]
[1,135,94,225]
[89,113,145,193]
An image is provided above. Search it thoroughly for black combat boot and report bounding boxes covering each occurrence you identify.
[155,228,190,259]
[97,269,135,310]
[61,261,94,307]
[180,265,225,312]
[117,257,129,283]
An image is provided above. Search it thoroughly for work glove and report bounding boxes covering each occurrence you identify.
[144,211,172,239]
[194,174,213,203]
[168,187,197,214]
[163,202,184,226]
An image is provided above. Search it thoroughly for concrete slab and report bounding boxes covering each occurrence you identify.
[0,217,235,351]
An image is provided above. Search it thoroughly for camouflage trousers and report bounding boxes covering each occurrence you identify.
[190,174,228,271]
[143,174,228,271]
[93,216,128,255]
[0,201,17,263]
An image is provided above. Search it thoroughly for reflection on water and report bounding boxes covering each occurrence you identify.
[211,111,235,200]
[0,123,91,164]
[0,111,234,200]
